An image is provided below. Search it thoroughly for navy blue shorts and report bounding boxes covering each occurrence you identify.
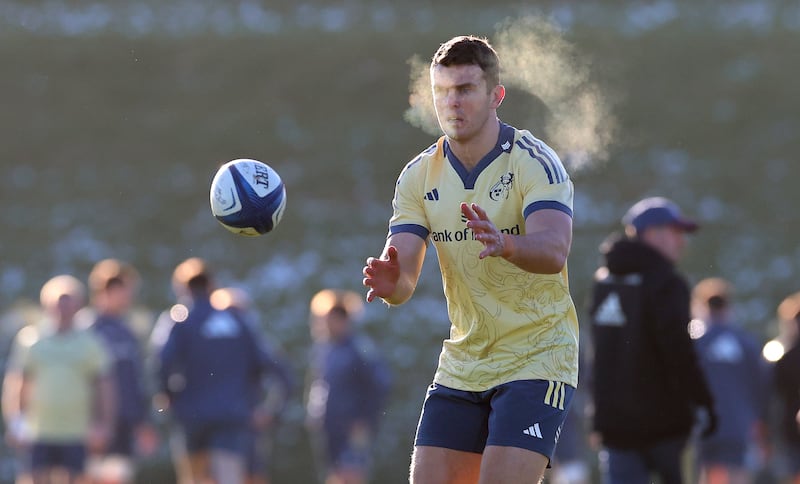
[30,442,86,472]
[414,379,575,461]
[181,421,250,456]
[107,420,136,456]
[325,432,371,471]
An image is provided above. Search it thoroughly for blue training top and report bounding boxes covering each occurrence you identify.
[158,296,277,426]
[694,321,768,444]
[308,333,392,435]
[92,314,149,426]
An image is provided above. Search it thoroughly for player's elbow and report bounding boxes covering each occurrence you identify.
[537,250,568,274]
[382,292,412,306]
[540,256,567,274]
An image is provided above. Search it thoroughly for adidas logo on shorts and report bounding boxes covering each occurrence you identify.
[523,423,543,439]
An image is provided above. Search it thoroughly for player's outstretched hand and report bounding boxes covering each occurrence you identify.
[363,246,400,302]
[461,202,508,259]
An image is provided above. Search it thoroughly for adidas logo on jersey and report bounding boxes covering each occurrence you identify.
[523,423,543,439]
[594,292,626,326]
[424,188,439,201]
[201,311,241,338]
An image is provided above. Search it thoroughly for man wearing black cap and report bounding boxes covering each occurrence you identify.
[588,196,716,484]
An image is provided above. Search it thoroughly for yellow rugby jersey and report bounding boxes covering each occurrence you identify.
[389,122,579,391]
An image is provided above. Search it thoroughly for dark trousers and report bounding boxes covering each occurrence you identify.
[602,437,688,484]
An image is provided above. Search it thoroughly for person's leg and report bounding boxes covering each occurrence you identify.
[602,447,651,484]
[478,380,575,484]
[208,423,250,484]
[479,446,548,484]
[245,429,270,484]
[410,383,490,484]
[411,446,482,484]
[326,430,373,484]
[645,437,688,484]
[88,420,135,484]
[186,452,211,484]
[29,443,50,484]
[170,424,208,484]
[60,442,88,484]
[209,449,246,484]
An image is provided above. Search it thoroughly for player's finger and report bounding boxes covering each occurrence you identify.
[471,203,489,220]
[460,202,477,221]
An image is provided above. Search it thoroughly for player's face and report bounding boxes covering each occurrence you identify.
[643,225,688,263]
[50,293,82,327]
[101,283,135,314]
[431,64,502,142]
[323,311,350,342]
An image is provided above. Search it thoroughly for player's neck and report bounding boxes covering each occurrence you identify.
[447,117,500,171]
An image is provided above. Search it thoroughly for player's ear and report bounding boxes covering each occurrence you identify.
[492,84,505,109]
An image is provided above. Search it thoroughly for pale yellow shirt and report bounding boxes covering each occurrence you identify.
[389,123,579,391]
[20,328,109,441]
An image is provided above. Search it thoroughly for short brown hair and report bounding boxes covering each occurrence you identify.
[309,288,363,319]
[430,35,501,89]
[692,277,732,310]
[88,258,140,295]
[778,291,800,322]
[172,257,212,294]
[40,274,85,309]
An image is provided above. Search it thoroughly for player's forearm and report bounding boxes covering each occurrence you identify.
[382,274,416,306]
[378,235,425,306]
[96,375,116,428]
[501,231,570,274]
[1,373,23,422]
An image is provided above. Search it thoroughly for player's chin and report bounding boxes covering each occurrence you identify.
[442,121,468,137]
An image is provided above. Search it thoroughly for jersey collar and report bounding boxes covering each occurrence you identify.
[444,122,515,189]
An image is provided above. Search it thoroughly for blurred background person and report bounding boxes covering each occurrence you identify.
[770,291,800,484]
[589,197,716,484]
[305,289,392,484]
[2,302,47,484]
[2,275,113,484]
[210,286,294,484]
[689,277,769,484]
[82,259,159,484]
[155,257,287,484]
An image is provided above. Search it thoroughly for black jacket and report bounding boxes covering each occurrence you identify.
[774,341,800,445]
[589,235,714,448]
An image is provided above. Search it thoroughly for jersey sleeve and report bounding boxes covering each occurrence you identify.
[6,327,36,374]
[85,331,111,376]
[514,133,574,219]
[388,145,435,240]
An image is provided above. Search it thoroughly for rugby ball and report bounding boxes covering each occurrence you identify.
[209,158,286,236]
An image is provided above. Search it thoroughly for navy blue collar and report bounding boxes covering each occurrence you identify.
[444,122,515,189]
